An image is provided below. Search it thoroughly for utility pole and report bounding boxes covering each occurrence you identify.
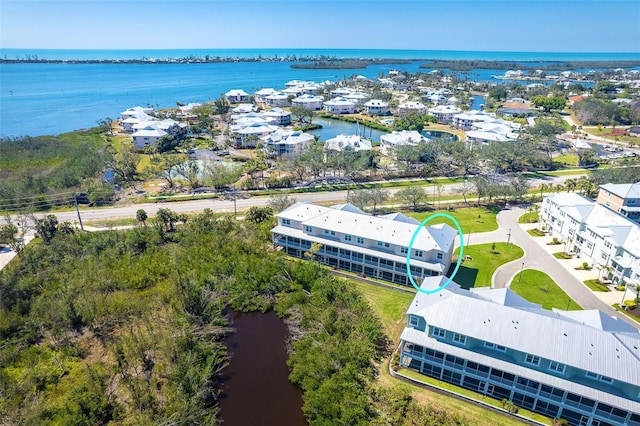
[233,186,237,219]
[518,262,525,282]
[74,194,84,231]
[507,228,512,246]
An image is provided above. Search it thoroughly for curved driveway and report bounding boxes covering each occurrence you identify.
[458,207,639,329]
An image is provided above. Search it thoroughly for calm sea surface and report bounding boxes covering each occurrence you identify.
[1,48,637,137]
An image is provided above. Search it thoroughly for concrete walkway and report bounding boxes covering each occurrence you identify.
[459,206,639,329]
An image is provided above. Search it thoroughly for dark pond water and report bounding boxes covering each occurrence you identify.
[422,129,460,143]
[310,116,388,143]
[219,309,307,426]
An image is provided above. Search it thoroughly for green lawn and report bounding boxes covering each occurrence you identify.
[347,279,414,340]
[396,369,552,425]
[509,270,581,310]
[407,206,500,233]
[450,243,524,289]
[518,211,539,224]
[583,279,610,292]
[554,154,579,166]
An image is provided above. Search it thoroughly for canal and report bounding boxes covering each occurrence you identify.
[219,309,307,425]
[310,116,388,143]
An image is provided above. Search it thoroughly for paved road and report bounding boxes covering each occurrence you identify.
[461,206,639,329]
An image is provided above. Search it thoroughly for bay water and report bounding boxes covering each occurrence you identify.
[1,48,637,138]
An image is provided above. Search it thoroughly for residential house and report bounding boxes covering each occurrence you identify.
[597,182,640,224]
[265,92,291,108]
[324,97,357,114]
[131,118,187,150]
[324,134,372,152]
[261,129,315,157]
[271,202,456,285]
[400,276,640,426]
[254,88,278,105]
[539,192,640,288]
[232,103,257,114]
[225,89,251,104]
[229,122,279,148]
[120,106,154,121]
[397,101,427,115]
[364,99,390,116]
[380,130,429,155]
[428,105,462,124]
[291,94,324,111]
[263,107,291,126]
[497,101,532,117]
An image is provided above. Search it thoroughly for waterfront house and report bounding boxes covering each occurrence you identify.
[364,99,390,116]
[324,134,372,152]
[261,129,315,157]
[263,107,292,126]
[452,110,498,131]
[380,130,428,155]
[131,118,186,149]
[225,89,250,104]
[291,94,324,111]
[120,106,154,121]
[400,276,640,426]
[132,126,167,149]
[539,192,640,288]
[271,202,456,285]
[324,97,357,114]
[254,88,278,105]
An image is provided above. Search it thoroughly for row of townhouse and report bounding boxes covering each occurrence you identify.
[597,182,640,224]
[400,276,640,426]
[271,202,457,286]
[539,192,640,288]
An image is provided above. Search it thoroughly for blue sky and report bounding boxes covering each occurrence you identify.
[1,0,639,52]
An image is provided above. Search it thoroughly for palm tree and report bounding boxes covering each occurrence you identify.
[564,178,578,192]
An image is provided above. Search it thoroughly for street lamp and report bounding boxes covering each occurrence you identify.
[518,262,525,282]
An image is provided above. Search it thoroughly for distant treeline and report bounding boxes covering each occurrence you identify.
[419,59,640,71]
[291,58,414,69]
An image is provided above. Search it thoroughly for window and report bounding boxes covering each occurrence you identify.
[524,354,540,366]
[437,252,443,260]
[431,327,445,338]
[344,234,352,242]
[548,361,566,374]
[484,342,507,352]
[599,376,613,384]
[324,229,335,236]
[453,333,467,345]
[414,250,423,257]
[305,225,313,233]
[281,218,291,225]
[377,241,390,248]
[357,237,365,244]
[409,316,419,327]
[585,371,599,379]
[400,247,408,255]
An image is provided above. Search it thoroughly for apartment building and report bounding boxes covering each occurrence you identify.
[597,182,640,224]
[539,193,640,288]
[271,202,456,286]
[400,276,640,426]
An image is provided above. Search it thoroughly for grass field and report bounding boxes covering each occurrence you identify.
[518,211,539,224]
[407,206,500,233]
[451,243,525,289]
[509,269,581,310]
[554,154,579,166]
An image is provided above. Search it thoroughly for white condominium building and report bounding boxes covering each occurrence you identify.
[271,202,457,286]
[540,192,640,288]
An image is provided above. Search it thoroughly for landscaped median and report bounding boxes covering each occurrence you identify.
[509,269,581,311]
[451,242,524,289]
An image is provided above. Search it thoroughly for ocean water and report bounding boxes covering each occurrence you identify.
[1,48,637,137]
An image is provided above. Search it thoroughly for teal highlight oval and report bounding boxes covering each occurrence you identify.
[405,213,464,294]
